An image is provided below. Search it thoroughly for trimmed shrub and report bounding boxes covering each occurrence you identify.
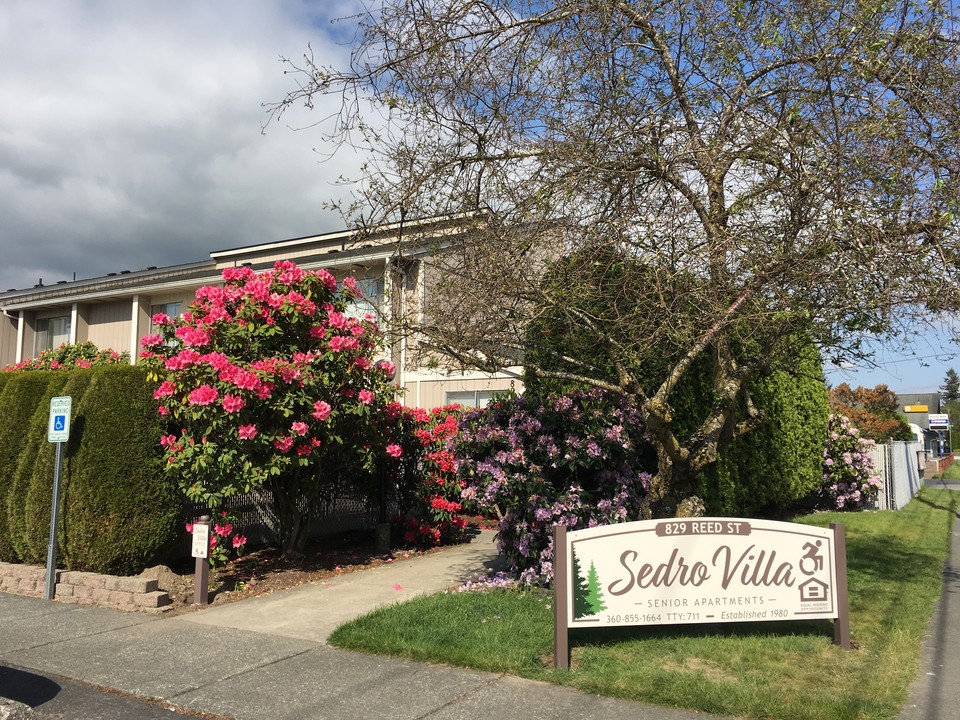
[60,366,180,574]
[5,372,70,563]
[0,371,63,561]
[19,372,95,564]
[522,247,829,515]
[697,341,830,516]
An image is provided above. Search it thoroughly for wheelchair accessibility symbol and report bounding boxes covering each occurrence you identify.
[53,415,66,432]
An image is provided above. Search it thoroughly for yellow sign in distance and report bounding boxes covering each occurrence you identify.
[904,405,929,413]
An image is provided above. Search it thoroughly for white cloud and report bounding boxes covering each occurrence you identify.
[0,0,365,291]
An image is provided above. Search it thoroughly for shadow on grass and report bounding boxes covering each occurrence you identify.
[846,532,946,584]
[911,489,960,515]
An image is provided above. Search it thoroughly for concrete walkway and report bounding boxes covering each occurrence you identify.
[1,509,959,720]
[0,530,734,720]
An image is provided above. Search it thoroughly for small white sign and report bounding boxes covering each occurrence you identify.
[929,413,950,429]
[47,396,72,443]
[191,523,210,559]
[565,518,838,628]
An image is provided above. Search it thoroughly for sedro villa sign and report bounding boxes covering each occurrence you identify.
[552,518,850,669]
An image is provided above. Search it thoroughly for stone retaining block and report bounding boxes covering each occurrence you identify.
[0,562,170,613]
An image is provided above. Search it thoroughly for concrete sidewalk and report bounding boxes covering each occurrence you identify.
[2,508,959,720]
[0,530,733,720]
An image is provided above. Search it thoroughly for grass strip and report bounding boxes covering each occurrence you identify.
[330,489,956,720]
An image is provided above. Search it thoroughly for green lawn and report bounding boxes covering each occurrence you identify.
[936,461,960,481]
[330,489,957,720]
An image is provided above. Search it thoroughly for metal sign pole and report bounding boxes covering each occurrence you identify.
[44,441,64,600]
[44,396,71,602]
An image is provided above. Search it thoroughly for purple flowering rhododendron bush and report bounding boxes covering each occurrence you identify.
[817,414,883,511]
[139,260,398,556]
[456,390,652,586]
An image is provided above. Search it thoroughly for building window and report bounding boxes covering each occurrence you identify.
[150,302,182,332]
[34,316,71,355]
[150,302,182,348]
[445,390,494,409]
[343,278,383,321]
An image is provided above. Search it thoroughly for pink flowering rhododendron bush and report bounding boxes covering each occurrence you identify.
[4,341,129,372]
[384,403,468,547]
[815,414,883,511]
[139,261,397,556]
[455,390,652,586]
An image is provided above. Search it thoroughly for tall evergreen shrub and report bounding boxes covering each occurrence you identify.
[697,342,829,516]
[0,371,60,561]
[60,366,180,574]
[19,371,95,563]
[5,372,70,562]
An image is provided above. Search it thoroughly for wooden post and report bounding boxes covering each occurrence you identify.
[553,524,570,669]
[831,523,851,649]
[193,516,211,606]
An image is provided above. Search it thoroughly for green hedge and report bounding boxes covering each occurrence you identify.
[4,372,70,563]
[1,366,180,574]
[61,366,180,574]
[0,372,65,561]
[697,341,829,516]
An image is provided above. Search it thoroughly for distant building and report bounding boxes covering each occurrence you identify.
[0,217,521,408]
[897,392,949,455]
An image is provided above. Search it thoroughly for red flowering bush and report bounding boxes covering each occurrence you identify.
[4,341,128,372]
[384,403,469,547]
[140,261,397,557]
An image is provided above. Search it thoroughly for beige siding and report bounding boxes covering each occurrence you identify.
[86,301,132,354]
[403,376,519,409]
[0,313,18,367]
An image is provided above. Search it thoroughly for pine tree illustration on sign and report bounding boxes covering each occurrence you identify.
[585,560,607,614]
[572,547,593,619]
[572,547,608,618]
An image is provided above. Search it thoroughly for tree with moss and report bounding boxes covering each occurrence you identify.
[271,0,960,508]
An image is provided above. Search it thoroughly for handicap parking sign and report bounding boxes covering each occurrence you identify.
[47,397,72,443]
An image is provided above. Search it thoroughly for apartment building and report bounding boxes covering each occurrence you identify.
[0,216,522,408]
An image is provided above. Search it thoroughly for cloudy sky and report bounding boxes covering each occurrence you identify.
[1,1,956,393]
[0,0,362,293]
